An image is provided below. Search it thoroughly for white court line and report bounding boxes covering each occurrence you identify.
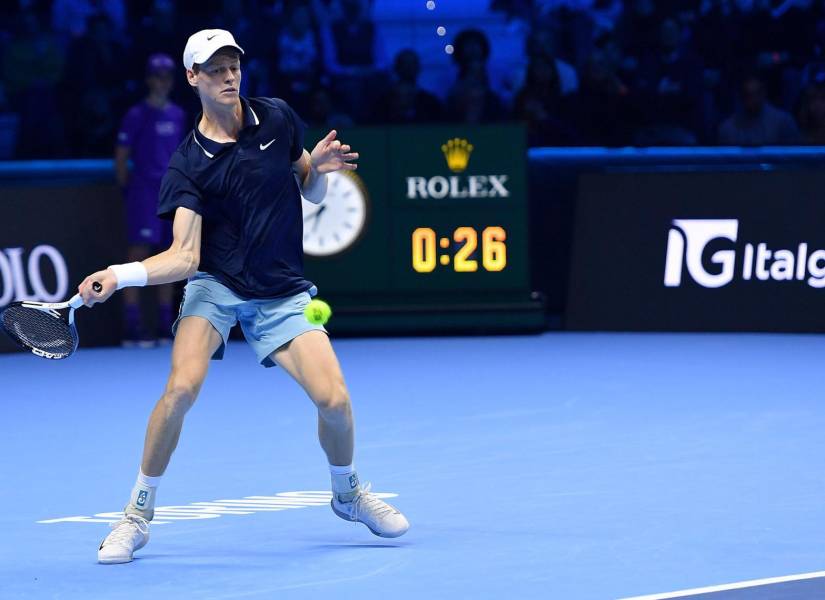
[618,570,825,600]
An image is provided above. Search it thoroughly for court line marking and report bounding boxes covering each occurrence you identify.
[618,570,825,600]
[36,490,398,526]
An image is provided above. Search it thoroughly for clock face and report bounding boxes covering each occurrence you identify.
[302,171,368,257]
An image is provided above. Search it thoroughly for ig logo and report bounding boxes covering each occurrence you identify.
[664,219,738,288]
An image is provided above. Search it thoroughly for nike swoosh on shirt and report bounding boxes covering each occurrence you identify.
[260,139,276,151]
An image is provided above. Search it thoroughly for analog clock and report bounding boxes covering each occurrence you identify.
[302,171,368,257]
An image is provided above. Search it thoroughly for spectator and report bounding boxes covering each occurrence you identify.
[490,0,533,23]
[572,48,637,145]
[275,0,323,107]
[306,86,355,130]
[64,13,122,92]
[446,67,506,125]
[446,29,506,123]
[322,0,387,74]
[514,54,580,145]
[589,0,624,34]
[219,0,257,46]
[506,25,579,100]
[535,1,621,68]
[129,1,183,62]
[800,10,825,88]
[51,0,126,42]
[594,31,634,88]
[797,81,825,144]
[450,29,492,83]
[63,13,124,155]
[373,49,442,124]
[634,16,704,143]
[694,0,750,118]
[755,0,817,109]
[309,0,343,26]
[321,0,389,120]
[115,54,186,346]
[128,1,193,110]
[517,53,562,101]
[718,73,800,145]
[2,9,67,158]
[534,0,623,30]
[616,0,664,62]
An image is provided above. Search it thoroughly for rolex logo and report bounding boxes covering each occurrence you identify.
[407,136,508,199]
[441,138,473,173]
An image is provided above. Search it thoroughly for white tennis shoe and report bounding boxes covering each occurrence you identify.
[331,485,409,538]
[97,514,150,564]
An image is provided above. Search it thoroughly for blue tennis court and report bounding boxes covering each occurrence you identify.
[2,332,825,599]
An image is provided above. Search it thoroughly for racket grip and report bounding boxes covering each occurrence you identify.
[92,281,103,293]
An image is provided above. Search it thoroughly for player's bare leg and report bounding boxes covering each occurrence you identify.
[273,330,353,465]
[139,316,222,477]
[98,316,222,563]
[272,331,409,537]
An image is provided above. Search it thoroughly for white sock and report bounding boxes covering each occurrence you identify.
[137,470,162,488]
[126,469,160,519]
[329,463,360,502]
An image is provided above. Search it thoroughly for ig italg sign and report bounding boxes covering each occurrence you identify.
[567,170,825,332]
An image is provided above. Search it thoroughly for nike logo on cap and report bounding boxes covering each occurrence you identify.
[207,34,217,40]
[260,139,276,151]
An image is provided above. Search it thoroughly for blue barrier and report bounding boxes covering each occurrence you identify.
[0,159,115,182]
[528,146,825,166]
[2,146,824,181]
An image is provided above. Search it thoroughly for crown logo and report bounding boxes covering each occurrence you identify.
[441,138,473,173]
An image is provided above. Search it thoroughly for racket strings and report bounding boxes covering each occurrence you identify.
[1,305,76,357]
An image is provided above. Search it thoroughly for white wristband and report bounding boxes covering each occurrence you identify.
[108,262,148,290]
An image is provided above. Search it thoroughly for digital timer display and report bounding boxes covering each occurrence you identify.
[411,227,507,273]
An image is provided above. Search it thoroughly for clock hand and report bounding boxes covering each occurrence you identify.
[303,207,323,222]
[311,205,327,233]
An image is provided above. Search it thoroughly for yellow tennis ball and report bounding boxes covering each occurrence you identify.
[305,299,332,325]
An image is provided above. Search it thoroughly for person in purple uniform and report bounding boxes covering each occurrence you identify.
[115,53,186,346]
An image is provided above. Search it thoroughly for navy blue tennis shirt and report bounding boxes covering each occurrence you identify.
[157,96,314,299]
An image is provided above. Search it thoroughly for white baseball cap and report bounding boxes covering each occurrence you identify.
[182,29,244,70]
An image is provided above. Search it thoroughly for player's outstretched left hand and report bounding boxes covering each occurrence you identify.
[310,130,358,174]
[78,269,117,307]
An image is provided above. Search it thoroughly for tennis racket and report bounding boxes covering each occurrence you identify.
[0,281,102,360]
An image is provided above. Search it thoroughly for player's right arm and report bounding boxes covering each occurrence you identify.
[77,207,201,306]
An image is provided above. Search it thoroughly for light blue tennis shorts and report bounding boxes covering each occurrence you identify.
[172,271,327,367]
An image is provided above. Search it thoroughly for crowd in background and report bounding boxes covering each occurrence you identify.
[507,0,825,147]
[4,0,825,159]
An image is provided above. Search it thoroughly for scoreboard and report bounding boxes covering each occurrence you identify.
[301,124,543,333]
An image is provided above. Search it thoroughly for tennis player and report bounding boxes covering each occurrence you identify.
[78,29,409,564]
